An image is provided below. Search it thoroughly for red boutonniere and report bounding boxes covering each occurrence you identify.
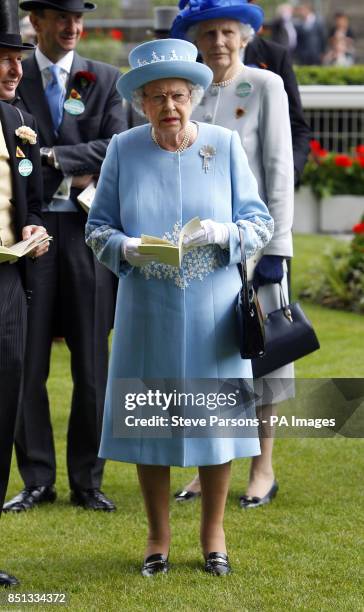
[74,71,97,88]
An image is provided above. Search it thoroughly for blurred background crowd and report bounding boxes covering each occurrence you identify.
[18,0,364,69]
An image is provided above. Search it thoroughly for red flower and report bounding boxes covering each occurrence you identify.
[334,154,353,168]
[110,29,123,41]
[355,144,364,156]
[74,70,96,84]
[80,30,88,39]
[352,222,364,234]
[317,148,328,158]
[355,156,364,168]
[310,139,322,153]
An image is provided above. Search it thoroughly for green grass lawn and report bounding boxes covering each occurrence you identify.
[292,234,364,378]
[2,235,363,611]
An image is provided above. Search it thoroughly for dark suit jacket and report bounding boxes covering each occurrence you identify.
[0,101,42,513]
[0,101,43,239]
[245,36,311,184]
[15,52,126,204]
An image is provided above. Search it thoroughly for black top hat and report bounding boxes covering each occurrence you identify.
[153,6,179,35]
[0,0,35,50]
[20,0,97,13]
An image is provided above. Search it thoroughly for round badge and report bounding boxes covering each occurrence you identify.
[236,82,252,98]
[18,158,33,176]
[64,98,85,115]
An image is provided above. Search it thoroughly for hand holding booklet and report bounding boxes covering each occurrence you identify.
[0,232,52,264]
[138,217,202,267]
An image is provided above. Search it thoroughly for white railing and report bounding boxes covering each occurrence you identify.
[299,85,364,152]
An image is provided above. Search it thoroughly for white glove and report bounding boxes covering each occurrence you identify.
[183,219,229,249]
[122,237,155,267]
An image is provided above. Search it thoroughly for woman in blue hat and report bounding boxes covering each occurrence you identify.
[171,0,295,509]
[86,37,273,576]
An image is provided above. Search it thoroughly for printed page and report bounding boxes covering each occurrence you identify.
[138,217,201,267]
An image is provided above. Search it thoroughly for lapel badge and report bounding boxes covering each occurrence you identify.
[64,97,85,116]
[16,146,26,158]
[199,145,216,173]
[18,158,33,177]
[236,82,252,98]
[235,107,246,119]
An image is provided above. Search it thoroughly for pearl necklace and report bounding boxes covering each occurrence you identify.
[212,67,244,87]
[151,123,192,153]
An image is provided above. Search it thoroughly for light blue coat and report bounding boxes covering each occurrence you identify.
[86,122,273,466]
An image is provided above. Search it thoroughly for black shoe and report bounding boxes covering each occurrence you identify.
[204,552,231,576]
[239,480,279,509]
[3,486,57,513]
[70,488,116,512]
[174,489,201,502]
[141,554,169,577]
[0,571,19,587]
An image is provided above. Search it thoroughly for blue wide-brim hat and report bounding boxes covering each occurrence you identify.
[170,0,264,40]
[116,39,213,102]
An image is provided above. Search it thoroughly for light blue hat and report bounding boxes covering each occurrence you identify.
[116,39,213,102]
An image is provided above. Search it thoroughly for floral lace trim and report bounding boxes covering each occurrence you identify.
[237,216,274,259]
[140,222,221,289]
[85,223,118,258]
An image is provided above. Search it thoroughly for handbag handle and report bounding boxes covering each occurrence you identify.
[277,282,293,323]
[237,225,251,313]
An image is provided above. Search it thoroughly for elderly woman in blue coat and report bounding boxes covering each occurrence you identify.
[171,0,295,509]
[85,38,273,576]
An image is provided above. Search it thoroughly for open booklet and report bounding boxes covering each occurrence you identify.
[77,181,96,214]
[0,233,52,264]
[138,217,202,267]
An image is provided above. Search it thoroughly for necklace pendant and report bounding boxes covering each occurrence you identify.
[210,85,219,96]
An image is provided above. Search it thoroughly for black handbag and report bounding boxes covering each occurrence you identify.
[235,227,265,359]
[252,283,320,378]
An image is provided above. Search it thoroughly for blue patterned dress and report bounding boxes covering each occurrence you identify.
[85,122,273,466]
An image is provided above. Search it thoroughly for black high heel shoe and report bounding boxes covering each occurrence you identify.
[239,480,279,509]
[174,489,201,502]
[141,554,169,577]
[204,552,231,576]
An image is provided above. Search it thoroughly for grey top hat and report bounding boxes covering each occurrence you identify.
[153,6,179,34]
[20,0,97,13]
[0,0,35,50]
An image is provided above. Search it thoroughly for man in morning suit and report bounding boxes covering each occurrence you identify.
[0,0,48,586]
[3,0,126,514]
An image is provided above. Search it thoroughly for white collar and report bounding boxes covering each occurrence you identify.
[35,47,74,74]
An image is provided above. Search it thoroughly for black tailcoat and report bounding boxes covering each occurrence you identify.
[0,101,42,511]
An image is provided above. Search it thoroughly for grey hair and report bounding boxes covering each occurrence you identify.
[186,21,255,44]
[131,81,205,117]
